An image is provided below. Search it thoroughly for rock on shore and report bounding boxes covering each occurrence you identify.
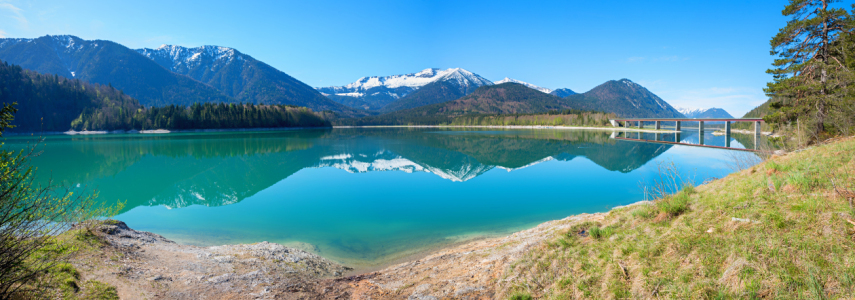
[81,220,351,299]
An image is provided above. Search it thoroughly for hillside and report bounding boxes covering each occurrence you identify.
[378,80,467,112]
[0,60,138,132]
[734,99,774,130]
[566,79,684,118]
[336,83,581,125]
[0,60,330,132]
[136,45,362,116]
[0,35,233,107]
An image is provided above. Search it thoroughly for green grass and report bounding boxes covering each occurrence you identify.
[503,136,855,299]
[21,224,121,299]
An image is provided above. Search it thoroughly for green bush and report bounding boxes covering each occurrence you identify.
[509,292,533,300]
[657,191,690,216]
[589,226,616,240]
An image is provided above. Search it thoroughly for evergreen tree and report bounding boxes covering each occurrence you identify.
[765,0,853,140]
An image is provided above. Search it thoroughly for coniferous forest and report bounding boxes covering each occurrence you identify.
[72,102,331,131]
[0,61,138,132]
[0,60,330,132]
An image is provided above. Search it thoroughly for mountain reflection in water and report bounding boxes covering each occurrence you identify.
[5,128,743,265]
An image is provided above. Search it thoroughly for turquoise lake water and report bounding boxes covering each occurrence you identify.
[4,128,758,267]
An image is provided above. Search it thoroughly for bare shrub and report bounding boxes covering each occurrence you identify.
[0,104,120,297]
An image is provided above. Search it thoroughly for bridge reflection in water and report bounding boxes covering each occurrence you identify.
[610,130,761,152]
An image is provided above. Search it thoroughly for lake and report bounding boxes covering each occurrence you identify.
[5,128,757,268]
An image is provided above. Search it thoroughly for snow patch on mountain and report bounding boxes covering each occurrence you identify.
[136,44,242,71]
[493,78,552,94]
[675,106,735,119]
[323,68,493,92]
[675,107,707,118]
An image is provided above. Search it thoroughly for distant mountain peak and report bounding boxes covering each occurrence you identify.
[675,106,734,119]
[335,67,492,91]
[317,68,493,111]
[569,79,683,118]
[493,77,552,94]
[550,88,577,98]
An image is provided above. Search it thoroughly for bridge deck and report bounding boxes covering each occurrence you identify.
[610,118,763,122]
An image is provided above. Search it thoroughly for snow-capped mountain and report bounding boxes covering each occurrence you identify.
[137,44,244,74]
[328,68,492,92]
[494,77,552,94]
[135,44,362,115]
[675,107,734,119]
[316,68,493,111]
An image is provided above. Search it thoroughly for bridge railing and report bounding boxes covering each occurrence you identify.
[608,118,764,136]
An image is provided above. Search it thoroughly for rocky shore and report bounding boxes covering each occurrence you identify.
[75,202,642,299]
[76,220,351,299]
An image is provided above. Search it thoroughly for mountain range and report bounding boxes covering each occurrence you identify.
[0,34,744,127]
[336,82,585,125]
[0,35,364,116]
[320,67,690,120]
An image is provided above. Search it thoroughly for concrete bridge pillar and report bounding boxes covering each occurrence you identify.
[725,121,732,148]
[625,121,630,128]
[637,121,642,128]
[655,121,661,130]
[698,121,704,133]
[754,121,761,150]
[676,121,681,131]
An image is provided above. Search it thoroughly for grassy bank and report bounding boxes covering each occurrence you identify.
[19,224,120,299]
[504,136,855,299]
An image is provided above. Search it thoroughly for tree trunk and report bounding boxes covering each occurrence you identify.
[818,0,829,135]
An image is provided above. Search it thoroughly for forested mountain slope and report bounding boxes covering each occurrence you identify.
[336,83,583,125]
[0,60,140,132]
[565,79,684,118]
[0,35,233,107]
[0,60,330,132]
[137,45,363,116]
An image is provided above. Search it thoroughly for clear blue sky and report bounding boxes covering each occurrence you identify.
[1,0,802,116]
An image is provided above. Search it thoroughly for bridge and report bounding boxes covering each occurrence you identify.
[608,118,764,136]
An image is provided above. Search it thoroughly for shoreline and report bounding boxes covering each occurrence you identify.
[334,124,679,133]
[3,126,332,136]
[4,124,679,137]
[76,200,652,298]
